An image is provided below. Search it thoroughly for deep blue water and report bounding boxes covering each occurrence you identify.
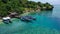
[0,5,60,34]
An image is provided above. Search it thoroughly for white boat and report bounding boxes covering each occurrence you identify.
[2,17,12,24]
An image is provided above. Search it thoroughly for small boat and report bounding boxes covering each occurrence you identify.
[3,20,9,24]
[25,16,36,20]
[2,17,12,24]
[20,16,36,22]
[20,16,32,22]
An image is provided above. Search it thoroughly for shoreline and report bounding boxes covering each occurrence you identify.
[0,12,31,24]
[20,12,30,16]
[0,10,49,24]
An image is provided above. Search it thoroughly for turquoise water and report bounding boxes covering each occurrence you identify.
[0,5,60,34]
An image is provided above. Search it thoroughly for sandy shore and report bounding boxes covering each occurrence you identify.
[0,19,3,24]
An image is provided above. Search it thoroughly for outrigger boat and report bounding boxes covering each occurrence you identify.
[20,16,36,22]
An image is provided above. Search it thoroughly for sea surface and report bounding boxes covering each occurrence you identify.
[0,5,60,34]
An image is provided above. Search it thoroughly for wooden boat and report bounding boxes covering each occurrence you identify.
[25,16,36,20]
[20,16,36,22]
[20,16,32,22]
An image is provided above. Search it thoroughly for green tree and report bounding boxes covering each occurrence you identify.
[0,0,53,17]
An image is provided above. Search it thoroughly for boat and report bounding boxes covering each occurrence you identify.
[20,16,32,22]
[25,16,36,20]
[20,16,36,22]
[2,17,12,24]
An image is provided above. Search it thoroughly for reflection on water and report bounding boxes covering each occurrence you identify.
[0,5,60,34]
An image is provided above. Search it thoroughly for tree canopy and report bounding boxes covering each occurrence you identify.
[0,0,53,17]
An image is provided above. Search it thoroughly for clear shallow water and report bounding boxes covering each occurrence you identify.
[0,5,60,34]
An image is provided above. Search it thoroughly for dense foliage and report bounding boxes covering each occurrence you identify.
[0,0,53,17]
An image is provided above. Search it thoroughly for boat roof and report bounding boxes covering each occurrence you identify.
[2,17,11,20]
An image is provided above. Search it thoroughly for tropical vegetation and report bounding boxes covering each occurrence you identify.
[0,0,53,17]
